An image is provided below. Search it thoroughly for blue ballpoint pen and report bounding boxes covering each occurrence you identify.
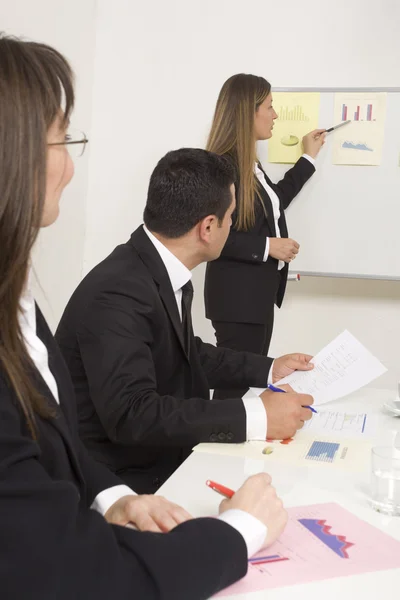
[267,384,317,414]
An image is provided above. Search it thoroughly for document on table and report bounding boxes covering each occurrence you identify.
[215,503,400,597]
[193,436,371,473]
[248,330,387,405]
[297,410,377,439]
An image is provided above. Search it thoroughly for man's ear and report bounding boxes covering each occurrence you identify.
[198,215,216,242]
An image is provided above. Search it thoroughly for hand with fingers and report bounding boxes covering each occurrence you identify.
[272,353,314,382]
[302,129,327,158]
[219,473,288,548]
[104,494,192,532]
[269,237,299,263]
[260,387,314,440]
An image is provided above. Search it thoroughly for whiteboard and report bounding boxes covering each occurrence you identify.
[260,88,400,280]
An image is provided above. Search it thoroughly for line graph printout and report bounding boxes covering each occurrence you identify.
[267,92,320,164]
[299,410,375,439]
[332,92,387,165]
[216,503,400,596]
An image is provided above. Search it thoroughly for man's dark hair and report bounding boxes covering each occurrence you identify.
[143,148,236,238]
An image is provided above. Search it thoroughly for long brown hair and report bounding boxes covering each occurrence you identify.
[0,34,74,436]
[206,74,271,231]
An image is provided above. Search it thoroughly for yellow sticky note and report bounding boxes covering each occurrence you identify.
[268,92,320,164]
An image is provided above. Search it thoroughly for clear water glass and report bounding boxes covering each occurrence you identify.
[371,446,400,516]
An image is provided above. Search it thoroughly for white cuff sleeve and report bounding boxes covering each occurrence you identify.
[263,237,270,262]
[218,509,267,558]
[243,396,267,440]
[302,153,316,166]
[91,485,136,516]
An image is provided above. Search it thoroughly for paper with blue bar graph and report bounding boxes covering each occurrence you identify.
[215,503,400,596]
[194,432,371,472]
[332,92,387,165]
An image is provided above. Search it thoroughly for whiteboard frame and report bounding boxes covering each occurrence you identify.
[290,271,400,281]
[273,87,400,281]
[274,87,400,93]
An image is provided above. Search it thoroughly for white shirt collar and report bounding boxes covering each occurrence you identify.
[143,225,192,292]
[254,162,263,176]
[19,269,36,332]
[18,270,60,403]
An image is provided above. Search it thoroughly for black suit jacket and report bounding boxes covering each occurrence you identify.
[56,226,272,492]
[0,305,247,599]
[205,157,315,324]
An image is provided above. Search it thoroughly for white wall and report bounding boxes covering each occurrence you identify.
[84,0,400,271]
[85,0,400,389]
[0,0,98,330]
[3,0,399,389]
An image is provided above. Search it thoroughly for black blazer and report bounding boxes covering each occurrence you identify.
[56,226,272,493]
[0,305,248,599]
[205,157,315,325]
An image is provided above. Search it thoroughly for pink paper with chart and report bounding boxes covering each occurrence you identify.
[216,503,400,596]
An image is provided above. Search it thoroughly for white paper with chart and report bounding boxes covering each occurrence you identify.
[193,436,371,472]
[332,92,387,165]
[248,330,387,405]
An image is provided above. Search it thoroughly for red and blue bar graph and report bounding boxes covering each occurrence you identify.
[249,554,289,566]
[342,103,373,122]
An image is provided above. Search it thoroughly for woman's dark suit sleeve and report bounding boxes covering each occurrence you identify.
[217,157,315,264]
[219,229,266,264]
[76,436,125,504]
[271,156,315,210]
[205,156,316,325]
[0,376,247,600]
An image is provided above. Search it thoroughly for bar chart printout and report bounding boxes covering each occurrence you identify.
[305,441,340,463]
[268,92,320,164]
[341,103,374,122]
[333,92,387,165]
[216,503,400,596]
[278,105,310,121]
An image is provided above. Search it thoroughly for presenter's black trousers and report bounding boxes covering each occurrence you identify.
[212,309,274,400]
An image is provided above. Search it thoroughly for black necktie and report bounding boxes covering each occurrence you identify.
[181,281,193,356]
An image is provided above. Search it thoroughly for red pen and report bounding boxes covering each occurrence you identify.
[206,479,235,499]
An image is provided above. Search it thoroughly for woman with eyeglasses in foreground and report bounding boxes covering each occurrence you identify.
[0,35,287,599]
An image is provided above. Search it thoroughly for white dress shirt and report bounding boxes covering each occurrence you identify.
[19,270,267,557]
[256,154,315,269]
[143,226,270,440]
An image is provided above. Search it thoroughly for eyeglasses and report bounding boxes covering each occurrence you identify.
[48,128,89,158]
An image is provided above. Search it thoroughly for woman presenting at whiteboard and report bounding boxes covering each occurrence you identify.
[205,74,325,399]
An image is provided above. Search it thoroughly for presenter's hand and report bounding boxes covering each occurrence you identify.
[269,237,299,262]
[219,473,288,548]
[104,494,192,533]
[272,353,314,382]
[260,387,314,439]
[302,129,326,158]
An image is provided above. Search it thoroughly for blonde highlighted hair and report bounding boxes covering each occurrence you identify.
[206,74,271,230]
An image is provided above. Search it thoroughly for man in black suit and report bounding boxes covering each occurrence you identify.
[56,149,314,493]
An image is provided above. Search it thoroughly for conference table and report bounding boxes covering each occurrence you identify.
[158,388,400,599]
